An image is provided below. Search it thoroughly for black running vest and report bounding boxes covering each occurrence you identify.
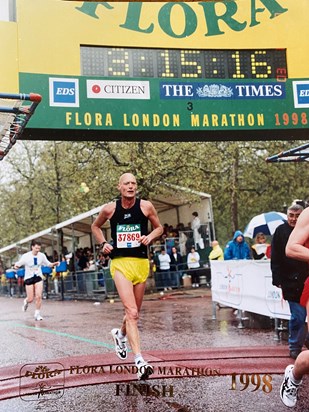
[110,198,149,259]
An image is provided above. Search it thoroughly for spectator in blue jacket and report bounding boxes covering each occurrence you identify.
[224,230,252,260]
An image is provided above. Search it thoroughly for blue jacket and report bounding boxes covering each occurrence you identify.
[224,230,252,260]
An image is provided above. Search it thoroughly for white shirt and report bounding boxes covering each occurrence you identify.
[15,251,52,281]
[187,252,200,269]
[158,253,171,270]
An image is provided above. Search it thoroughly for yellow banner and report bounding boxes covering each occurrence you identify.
[15,0,308,79]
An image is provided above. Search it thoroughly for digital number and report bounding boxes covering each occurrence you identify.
[158,50,176,78]
[274,112,308,126]
[251,51,272,79]
[231,51,245,79]
[180,50,202,78]
[107,48,129,77]
[230,373,272,393]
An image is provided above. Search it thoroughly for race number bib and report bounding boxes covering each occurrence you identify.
[30,257,39,276]
[117,224,141,248]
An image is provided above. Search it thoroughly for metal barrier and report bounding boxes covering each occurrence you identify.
[44,270,116,301]
[0,262,212,300]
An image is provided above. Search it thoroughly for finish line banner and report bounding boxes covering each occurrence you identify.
[19,74,309,133]
[210,260,290,320]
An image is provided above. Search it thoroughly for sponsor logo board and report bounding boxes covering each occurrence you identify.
[293,81,309,108]
[87,80,150,100]
[49,78,79,107]
[160,82,285,100]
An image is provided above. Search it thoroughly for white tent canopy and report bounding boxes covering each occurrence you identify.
[0,186,214,263]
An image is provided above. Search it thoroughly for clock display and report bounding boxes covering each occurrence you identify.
[81,46,287,79]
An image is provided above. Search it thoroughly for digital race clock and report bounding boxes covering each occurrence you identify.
[81,46,287,80]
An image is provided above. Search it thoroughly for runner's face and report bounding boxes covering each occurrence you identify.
[118,174,137,198]
[32,244,41,255]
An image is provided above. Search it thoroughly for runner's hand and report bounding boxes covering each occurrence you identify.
[139,235,151,246]
[103,243,113,254]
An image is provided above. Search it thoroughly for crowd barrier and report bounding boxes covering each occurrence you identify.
[210,260,292,339]
[0,263,212,300]
[0,270,117,301]
[210,260,290,320]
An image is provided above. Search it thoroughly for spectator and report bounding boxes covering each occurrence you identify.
[157,248,172,291]
[224,230,251,260]
[185,231,195,255]
[170,246,183,287]
[177,223,187,256]
[78,248,89,270]
[187,246,200,287]
[191,212,202,249]
[165,236,175,255]
[209,240,224,261]
[163,223,169,237]
[87,255,96,271]
[251,232,270,260]
[271,203,308,359]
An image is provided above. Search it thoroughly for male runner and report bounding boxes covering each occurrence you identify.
[14,240,59,321]
[91,173,163,380]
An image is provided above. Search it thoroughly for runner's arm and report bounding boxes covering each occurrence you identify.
[91,203,115,253]
[140,200,163,245]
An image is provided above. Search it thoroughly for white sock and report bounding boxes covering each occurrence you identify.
[118,329,125,339]
[290,368,301,384]
[135,354,144,365]
[35,310,40,316]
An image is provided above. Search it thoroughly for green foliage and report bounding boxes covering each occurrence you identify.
[1,139,309,247]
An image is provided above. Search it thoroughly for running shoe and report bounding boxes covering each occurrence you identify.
[136,361,154,380]
[280,365,301,407]
[34,312,43,321]
[111,328,128,360]
[22,299,28,312]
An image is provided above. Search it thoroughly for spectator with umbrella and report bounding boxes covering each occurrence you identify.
[244,211,287,239]
[251,232,271,260]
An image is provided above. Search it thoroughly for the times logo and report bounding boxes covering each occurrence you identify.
[49,78,79,107]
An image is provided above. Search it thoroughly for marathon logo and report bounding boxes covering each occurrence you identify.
[160,82,285,100]
[117,224,140,232]
[87,80,150,100]
[49,77,79,107]
[293,81,309,108]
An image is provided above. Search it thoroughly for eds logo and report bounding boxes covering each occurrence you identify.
[293,81,309,108]
[49,77,79,107]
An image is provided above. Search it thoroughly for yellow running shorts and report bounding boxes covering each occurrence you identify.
[110,257,150,285]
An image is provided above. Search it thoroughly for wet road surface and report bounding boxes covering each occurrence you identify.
[0,290,308,411]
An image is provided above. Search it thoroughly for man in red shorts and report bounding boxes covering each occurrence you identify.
[91,173,163,380]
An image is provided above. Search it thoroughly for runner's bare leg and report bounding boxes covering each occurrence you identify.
[113,271,146,355]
